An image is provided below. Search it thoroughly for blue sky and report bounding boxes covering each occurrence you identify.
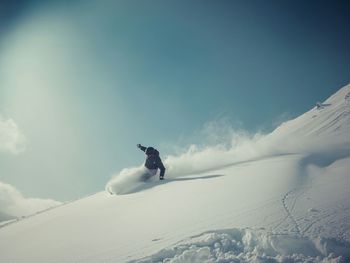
[0,0,349,200]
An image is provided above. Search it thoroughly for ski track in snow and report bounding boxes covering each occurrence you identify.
[281,189,302,236]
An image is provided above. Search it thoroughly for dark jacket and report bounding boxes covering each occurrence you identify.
[138,145,166,178]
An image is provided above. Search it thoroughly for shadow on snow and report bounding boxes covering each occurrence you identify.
[125,174,224,194]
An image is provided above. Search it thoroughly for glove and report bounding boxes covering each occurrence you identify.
[137,144,141,148]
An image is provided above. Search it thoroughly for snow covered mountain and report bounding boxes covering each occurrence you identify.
[268,84,350,144]
[1,84,350,263]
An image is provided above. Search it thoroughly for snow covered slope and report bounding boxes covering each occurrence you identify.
[0,84,350,263]
[268,84,350,143]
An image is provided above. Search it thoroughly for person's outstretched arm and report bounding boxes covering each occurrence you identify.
[137,144,147,152]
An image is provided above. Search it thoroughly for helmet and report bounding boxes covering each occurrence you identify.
[145,147,159,156]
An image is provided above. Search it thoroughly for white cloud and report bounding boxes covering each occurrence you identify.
[0,181,61,221]
[0,115,61,221]
[0,115,26,154]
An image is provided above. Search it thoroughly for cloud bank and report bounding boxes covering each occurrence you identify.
[0,115,26,154]
[0,116,61,222]
[0,181,61,222]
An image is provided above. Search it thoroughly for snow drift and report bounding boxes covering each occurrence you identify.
[135,228,350,263]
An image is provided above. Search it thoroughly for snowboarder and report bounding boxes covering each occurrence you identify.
[137,144,166,180]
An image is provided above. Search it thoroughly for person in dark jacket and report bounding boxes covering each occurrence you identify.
[137,144,166,180]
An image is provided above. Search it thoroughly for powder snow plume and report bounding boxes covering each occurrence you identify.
[107,84,350,195]
[105,165,157,195]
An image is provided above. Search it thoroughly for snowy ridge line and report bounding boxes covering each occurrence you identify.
[0,192,99,230]
[0,219,17,229]
[0,203,65,230]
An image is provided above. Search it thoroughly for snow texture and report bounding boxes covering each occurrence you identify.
[135,229,350,263]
